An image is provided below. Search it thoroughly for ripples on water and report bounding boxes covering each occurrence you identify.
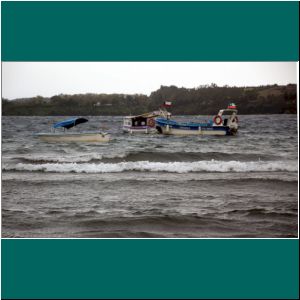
[1,115,298,238]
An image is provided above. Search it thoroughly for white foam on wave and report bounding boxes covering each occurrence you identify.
[29,154,103,163]
[3,160,298,174]
[19,152,128,163]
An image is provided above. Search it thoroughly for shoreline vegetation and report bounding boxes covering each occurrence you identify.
[2,84,297,116]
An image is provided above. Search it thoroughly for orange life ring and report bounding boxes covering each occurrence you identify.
[213,115,223,125]
[147,118,155,128]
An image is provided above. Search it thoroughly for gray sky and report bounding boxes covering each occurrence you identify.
[2,62,297,100]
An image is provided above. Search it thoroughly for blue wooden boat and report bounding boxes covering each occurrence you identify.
[155,105,239,136]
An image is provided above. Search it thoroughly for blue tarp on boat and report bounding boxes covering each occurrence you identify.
[156,118,213,129]
[53,117,88,129]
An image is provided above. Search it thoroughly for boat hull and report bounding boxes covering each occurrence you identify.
[123,125,156,134]
[157,125,233,136]
[155,118,237,136]
[37,132,110,142]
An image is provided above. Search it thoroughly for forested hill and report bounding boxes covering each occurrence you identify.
[2,84,297,116]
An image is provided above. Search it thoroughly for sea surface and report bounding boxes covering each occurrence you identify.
[1,115,298,238]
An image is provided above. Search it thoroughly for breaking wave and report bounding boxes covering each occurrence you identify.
[15,151,278,164]
[3,160,298,174]
[15,152,127,164]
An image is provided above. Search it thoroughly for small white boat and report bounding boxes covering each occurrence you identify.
[123,109,170,134]
[155,104,239,136]
[36,117,110,142]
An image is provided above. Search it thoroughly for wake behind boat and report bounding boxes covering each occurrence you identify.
[156,104,239,136]
[36,117,110,142]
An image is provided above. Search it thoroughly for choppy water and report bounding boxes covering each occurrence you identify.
[1,115,298,238]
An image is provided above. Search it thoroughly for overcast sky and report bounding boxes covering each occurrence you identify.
[2,62,297,100]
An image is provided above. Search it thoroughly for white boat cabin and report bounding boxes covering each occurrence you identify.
[214,108,238,129]
[123,109,170,133]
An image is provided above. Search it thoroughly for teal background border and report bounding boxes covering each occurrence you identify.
[1,1,299,299]
[1,239,299,299]
[1,1,299,61]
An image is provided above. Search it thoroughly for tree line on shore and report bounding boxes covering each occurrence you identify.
[2,83,297,116]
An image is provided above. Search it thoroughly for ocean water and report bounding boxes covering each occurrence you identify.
[1,115,298,238]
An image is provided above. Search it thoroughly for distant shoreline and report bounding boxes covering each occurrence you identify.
[2,84,297,115]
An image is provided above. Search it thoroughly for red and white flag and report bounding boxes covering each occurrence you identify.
[227,103,237,109]
[163,101,172,107]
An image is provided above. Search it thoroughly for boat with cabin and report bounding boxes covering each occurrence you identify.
[155,104,239,136]
[123,109,171,134]
[36,117,110,142]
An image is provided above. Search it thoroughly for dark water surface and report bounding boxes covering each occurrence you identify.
[1,115,298,238]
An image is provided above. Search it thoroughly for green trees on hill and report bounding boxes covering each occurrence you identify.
[2,84,297,116]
